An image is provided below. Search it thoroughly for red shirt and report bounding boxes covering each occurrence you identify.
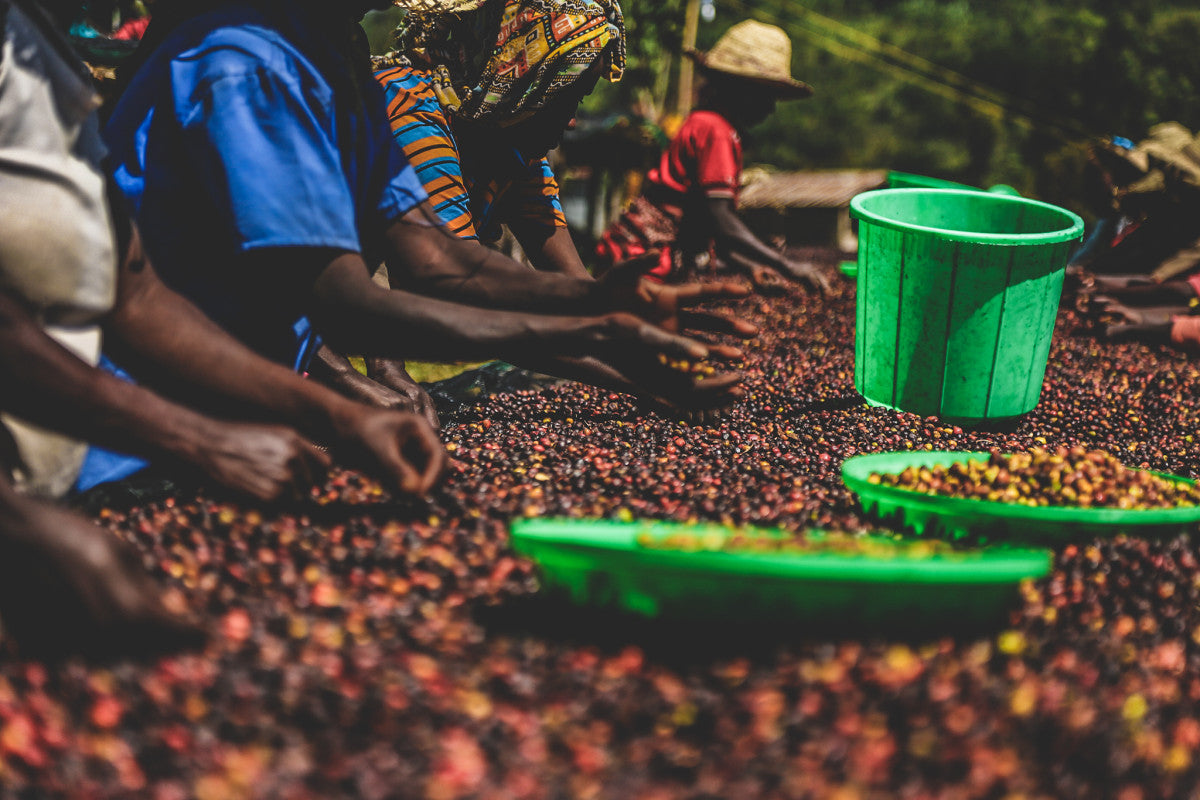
[646,109,742,204]
[112,16,150,40]
[596,109,743,280]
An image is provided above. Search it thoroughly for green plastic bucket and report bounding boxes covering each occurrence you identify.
[850,188,1084,424]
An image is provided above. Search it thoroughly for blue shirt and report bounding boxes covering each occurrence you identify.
[104,2,427,369]
[81,3,428,492]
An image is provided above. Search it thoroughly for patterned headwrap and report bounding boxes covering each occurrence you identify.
[391,0,625,125]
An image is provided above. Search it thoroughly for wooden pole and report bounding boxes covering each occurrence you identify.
[676,0,701,117]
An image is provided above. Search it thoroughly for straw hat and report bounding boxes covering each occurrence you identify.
[1139,122,1200,189]
[686,20,812,99]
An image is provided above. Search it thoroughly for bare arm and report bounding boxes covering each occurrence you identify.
[0,472,205,658]
[508,222,593,279]
[384,206,758,338]
[102,225,445,496]
[0,289,243,466]
[383,204,602,311]
[304,240,750,409]
[309,247,709,365]
[307,344,440,429]
[707,198,829,292]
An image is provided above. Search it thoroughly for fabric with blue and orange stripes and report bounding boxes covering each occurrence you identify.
[376,63,568,243]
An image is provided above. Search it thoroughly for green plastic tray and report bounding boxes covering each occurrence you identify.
[843,451,1200,542]
[509,518,1050,627]
[839,260,858,277]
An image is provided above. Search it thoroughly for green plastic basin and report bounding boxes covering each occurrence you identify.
[843,450,1200,542]
[850,189,1084,424]
[509,518,1051,629]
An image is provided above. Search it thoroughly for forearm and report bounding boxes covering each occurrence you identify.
[312,254,614,362]
[709,201,788,271]
[513,223,593,280]
[385,208,602,312]
[105,256,361,445]
[0,292,224,462]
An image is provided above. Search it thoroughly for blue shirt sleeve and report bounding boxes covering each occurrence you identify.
[173,52,362,253]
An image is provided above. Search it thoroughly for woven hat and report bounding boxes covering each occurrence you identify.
[1139,122,1200,189]
[686,20,812,99]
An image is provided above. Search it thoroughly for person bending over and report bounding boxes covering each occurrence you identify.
[102,0,747,442]
[0,0,442,656]
[339,0,755,419]
[597,20,828,294]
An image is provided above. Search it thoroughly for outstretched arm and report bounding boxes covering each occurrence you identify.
[0,289,332,501]
[311,247,710,363]
[707,197,829,293]
[508,222,593,279]
[383,204,603,311]
[300,231,745,409]
[385,207,757,340]
[102,224,445,497]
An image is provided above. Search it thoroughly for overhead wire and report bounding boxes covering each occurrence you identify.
[721,0,1096,145]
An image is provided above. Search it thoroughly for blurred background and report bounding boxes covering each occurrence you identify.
[368,0,1200,241]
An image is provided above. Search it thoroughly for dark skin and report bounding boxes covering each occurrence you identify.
[0,290,331,501]
[317,59,757,418]
[1098,301,1185,343]
[295,224,745,403]
[308,345,441,430]
[0,219,448,499]
[101,220,446,498]
[0,472,206,660]
[312,204,756,420]
[0,0,433,659]
[1073,270,1196,341]
[1090,274,1197,306]
[697,75,830,294]
[0,205,443,665]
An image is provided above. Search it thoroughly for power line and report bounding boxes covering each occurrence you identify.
[722,0,1095,144]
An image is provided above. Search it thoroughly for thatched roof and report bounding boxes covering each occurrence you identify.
[740,169,888,209]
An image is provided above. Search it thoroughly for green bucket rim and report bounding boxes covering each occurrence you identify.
[850,188,1084,246]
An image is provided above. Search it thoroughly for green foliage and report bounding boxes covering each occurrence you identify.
[585,0,1200,218]
[362,7,404,56]
[584,0,686,120]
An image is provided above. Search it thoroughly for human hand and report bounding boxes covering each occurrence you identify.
[1097,299,1180,342]
[331,406,447,496]
[536,354,744,419]
[365,357,440,430]
[777,257,832,294]
[192,422,331,502]
[726,250,830,296]
[0,494,206,659]
[574,314,746,410]
[745,262,793,295]
[599,251,758,346]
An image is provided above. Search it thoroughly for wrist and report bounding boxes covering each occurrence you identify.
[155,410,232,467]
[364,356,406,377]
[323,394,368,445]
